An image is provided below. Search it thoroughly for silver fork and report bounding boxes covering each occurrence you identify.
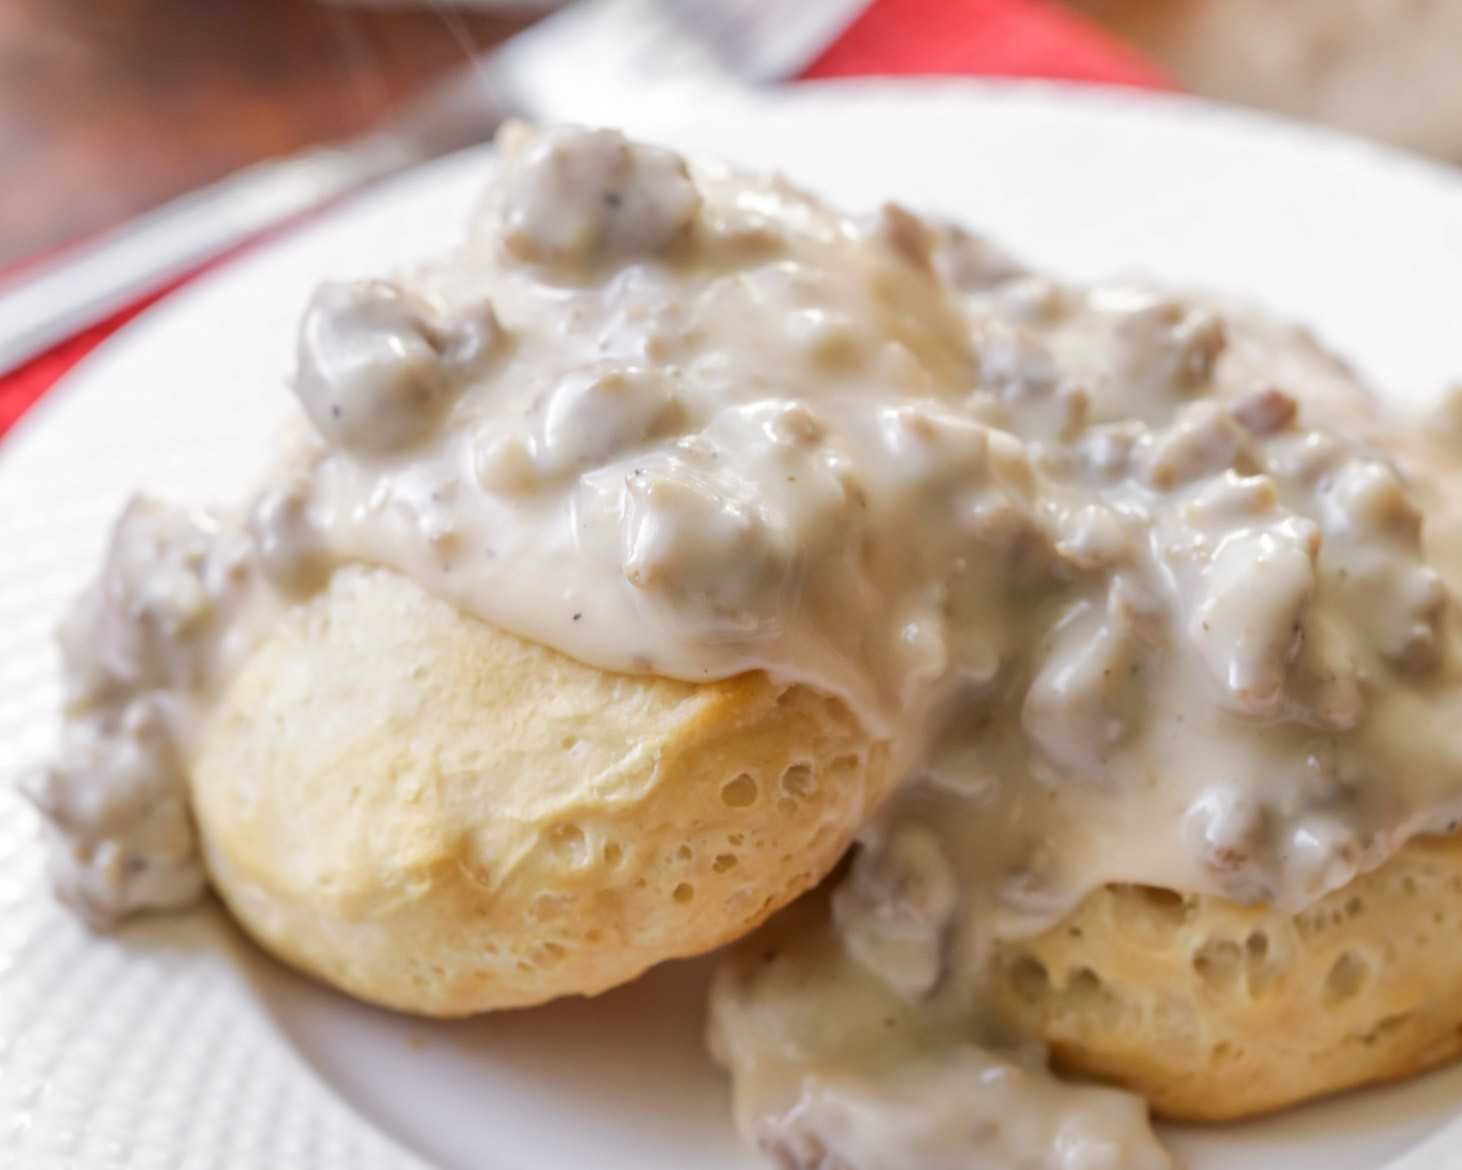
[671,0,867,82]
[0,0,869,381]
[492,0,867,125]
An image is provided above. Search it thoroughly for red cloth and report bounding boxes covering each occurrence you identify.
[0,0,1170,443]
[804,0,1171,89]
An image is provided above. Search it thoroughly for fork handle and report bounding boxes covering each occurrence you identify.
[0,142,409,378]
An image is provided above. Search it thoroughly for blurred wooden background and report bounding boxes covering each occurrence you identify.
[3,0,1459,271]
[0,0,532,268]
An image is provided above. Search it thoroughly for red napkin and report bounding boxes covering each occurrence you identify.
[804,0,1170,87]
[0,0,1169,443]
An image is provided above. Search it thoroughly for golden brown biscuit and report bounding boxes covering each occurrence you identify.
[190,565,889,1015]
[989,832,1462,1121]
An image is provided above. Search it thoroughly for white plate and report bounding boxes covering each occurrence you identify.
[4,81,1462,1170]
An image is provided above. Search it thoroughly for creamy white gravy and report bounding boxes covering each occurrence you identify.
[30,124,1462,1168]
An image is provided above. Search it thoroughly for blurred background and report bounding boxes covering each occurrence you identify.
[3,0,1460,270]
[1,0,534,268]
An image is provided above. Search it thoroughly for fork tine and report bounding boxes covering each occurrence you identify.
[496,0,864,131]
[667,0,868,83]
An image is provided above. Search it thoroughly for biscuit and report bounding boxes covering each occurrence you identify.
[189,565,889,1015]
[989,832,1462,1120]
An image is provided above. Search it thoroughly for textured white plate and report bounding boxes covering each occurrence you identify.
[5,82,1462,1170]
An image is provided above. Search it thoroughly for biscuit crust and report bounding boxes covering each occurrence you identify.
[190,566,888,1015]
[989,832,1462,1120]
